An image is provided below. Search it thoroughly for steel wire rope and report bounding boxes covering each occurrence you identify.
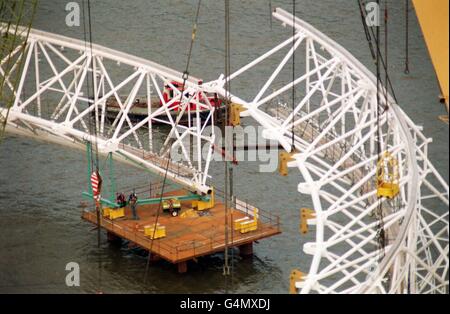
[404,0,410,74]
[357,0,397,106]
[356,0,387,269]
[223,0,232,289]
[143,0,202,285]
[82,0,104,292]
[291,0,296,149]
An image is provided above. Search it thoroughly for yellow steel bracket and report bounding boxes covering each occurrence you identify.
[192,189,215,211]
[300,208,316,234]
[234,217,250,230]
[229,103,247,127]
[234,207,259,233]
[278,151,296,176]
[239,220,258,234]
[102,207,111,218]
[144,223,166,239]
[289,269,305,294]
[109,207,125,220]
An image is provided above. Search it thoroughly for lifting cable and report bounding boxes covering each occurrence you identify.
[291,0,296,150]
[374,0,385,263]
[269,0,273,30]
[404,0,410,74]
[378,0,388,260]
[357,0,397,107]
[82,0,101,245]
[357,0,377,61]
[144,0,202,284]
[357,0,387,260]
[82,0,103,293]
[358,0,408,266]
[223,0,232,282]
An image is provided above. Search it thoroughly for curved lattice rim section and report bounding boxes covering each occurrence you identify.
[1,7,448,294]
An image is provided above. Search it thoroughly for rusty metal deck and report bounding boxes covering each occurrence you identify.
[82,190,281,266]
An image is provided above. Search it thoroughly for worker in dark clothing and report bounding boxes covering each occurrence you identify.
[119,193,126,208]
[115,193,121,206]
[129,192,138,220]
[116,193,126,208]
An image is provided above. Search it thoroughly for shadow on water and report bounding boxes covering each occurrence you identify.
[79,233,283,294]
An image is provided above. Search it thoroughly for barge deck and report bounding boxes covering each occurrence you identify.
[82,189,281,273]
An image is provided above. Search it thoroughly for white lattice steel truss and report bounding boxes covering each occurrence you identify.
[1,8,448,293]
[0,23,216,195]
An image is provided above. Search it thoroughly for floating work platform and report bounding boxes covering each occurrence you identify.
[82,189,281,273]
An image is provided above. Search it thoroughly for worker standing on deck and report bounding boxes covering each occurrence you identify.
[119,193,126,207]
[129,192,139,220]
[116,192,126,208]
[115,193,120,207]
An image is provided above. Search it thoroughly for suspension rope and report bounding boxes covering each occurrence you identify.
[404,0,410,74]
[144,0,202,284]
[378,0,388,260]
[357,0,377,61]
[228,1,236,286]
[291,0,296,150]
[82,0,103,294]
[357,0,397,107]
[269,0,273,30]
[81,0,97,196]
[357,0,405,264]
[223,0,231,282]
[384,3,389,121]
[82,0,100,237]
[357,0,387,263]
[375,0,382,261]
[87,0,98,157]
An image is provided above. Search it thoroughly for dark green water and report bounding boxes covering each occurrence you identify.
[0,0,448,293]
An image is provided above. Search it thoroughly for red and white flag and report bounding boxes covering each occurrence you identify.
[90,170,102,202]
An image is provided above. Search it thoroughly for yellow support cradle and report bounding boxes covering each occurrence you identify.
[376,152,400,199]
[144,223,166,239]
[229,103,247,127]
[278,151,296,176]
[234,208,259,234]
[234,216,251,230]
[109,207,125,220]
[239,220,258,234]
[289,269,305,294]
[300,208,315,234]
[102,207,111,218]
[192,189,215,211]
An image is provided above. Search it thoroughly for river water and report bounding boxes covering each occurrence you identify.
[0,0,448,293]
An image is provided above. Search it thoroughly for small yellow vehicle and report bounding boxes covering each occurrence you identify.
[162,198,181,217]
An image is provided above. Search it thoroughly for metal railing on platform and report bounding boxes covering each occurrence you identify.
[83,201,280,262]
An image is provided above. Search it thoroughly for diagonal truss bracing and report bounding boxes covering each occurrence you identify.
[0,24,215,195]
[212,8,448,294]
[0,7,448,294]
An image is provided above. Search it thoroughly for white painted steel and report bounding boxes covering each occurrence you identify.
[1,23,214,195]
[1,7,448,293]
[213,8,448,294]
